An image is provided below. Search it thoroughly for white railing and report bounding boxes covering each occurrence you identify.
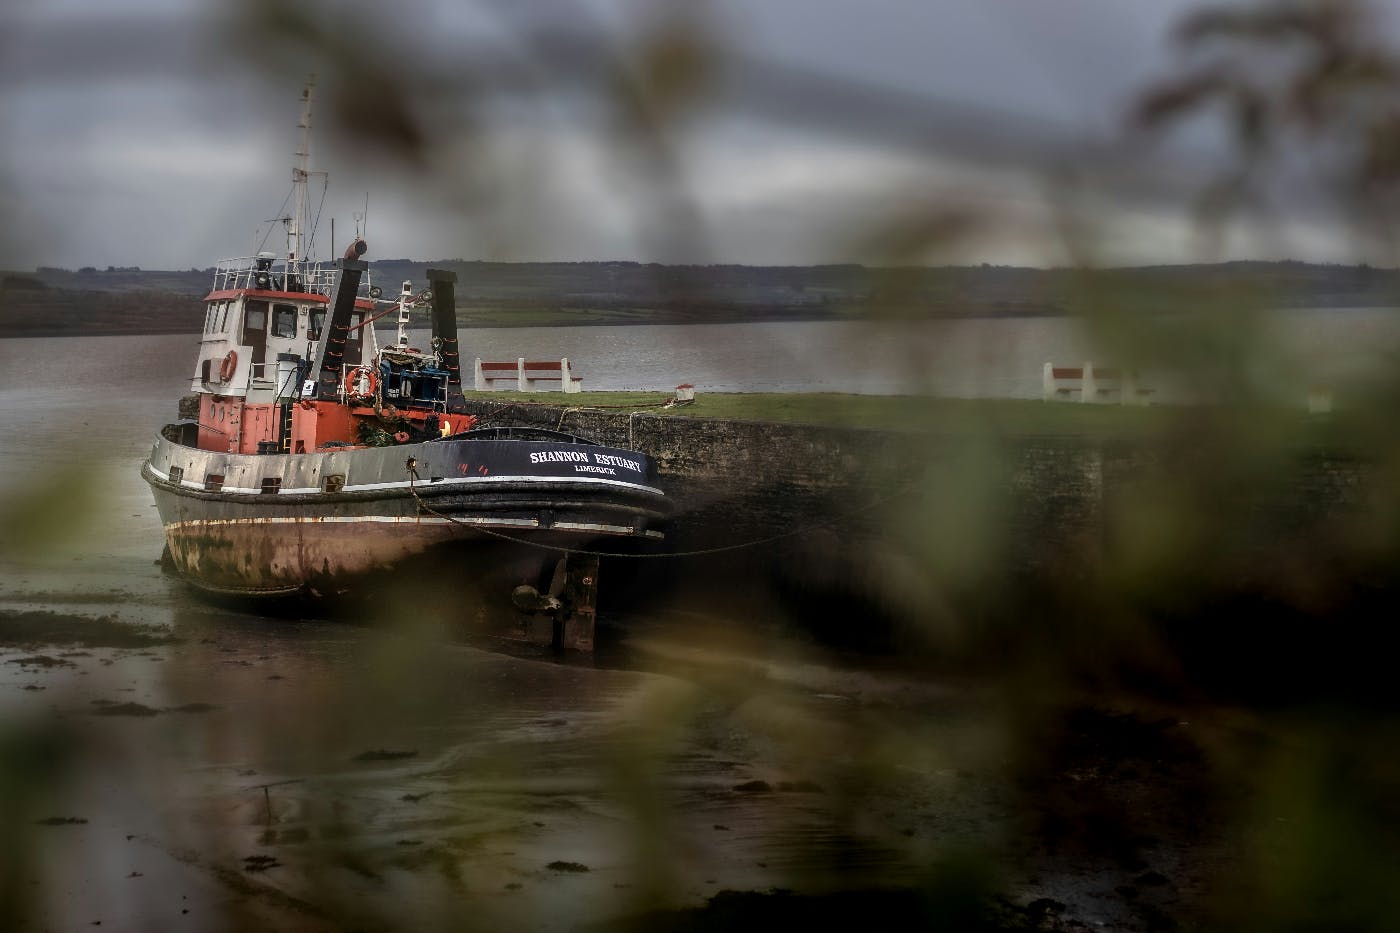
[211,256,338,296]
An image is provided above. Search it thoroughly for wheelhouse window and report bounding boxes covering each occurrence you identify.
[216,301,230,333]
[272,304,297,338]
[346,312,362,346]
[309,308,326,341]
[244,304,267,337]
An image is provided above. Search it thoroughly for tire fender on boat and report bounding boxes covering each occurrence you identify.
[219,350,238,382]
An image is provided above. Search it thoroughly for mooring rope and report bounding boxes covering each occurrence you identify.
[403,457,886,560]
[554,398,692,435]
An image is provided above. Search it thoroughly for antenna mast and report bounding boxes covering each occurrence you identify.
[288,76,316,263]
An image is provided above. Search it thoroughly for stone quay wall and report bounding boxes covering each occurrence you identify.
[460,400,1372,605]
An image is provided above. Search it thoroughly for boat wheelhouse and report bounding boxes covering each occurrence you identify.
[188,243,477,456]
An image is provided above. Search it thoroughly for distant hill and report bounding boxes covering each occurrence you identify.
[2,260,1398,337]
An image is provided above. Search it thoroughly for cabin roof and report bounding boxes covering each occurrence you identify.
[205,288,330,304]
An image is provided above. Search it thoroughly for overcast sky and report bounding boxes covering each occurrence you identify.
[3,0,1397,270]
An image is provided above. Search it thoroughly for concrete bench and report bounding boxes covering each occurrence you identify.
[474,357,583,393]
[1043,362,1153,405]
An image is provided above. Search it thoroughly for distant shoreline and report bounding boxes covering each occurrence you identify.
[4,258,1398,338]
[0,307,1072,340]
[5,304,1400,341]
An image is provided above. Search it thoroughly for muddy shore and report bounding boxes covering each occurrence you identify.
[7,582,1383,932]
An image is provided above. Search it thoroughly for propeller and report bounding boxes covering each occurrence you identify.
[510,557,569,614]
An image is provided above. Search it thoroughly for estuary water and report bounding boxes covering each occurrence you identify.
[416,307,1400,399]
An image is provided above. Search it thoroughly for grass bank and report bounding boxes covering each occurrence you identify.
[462,390,1349,443]
[460,390,1199,438]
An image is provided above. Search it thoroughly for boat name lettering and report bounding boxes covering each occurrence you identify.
[530,450,591,464]
[528,450,643,473]
[591,454,642,473]
[574,464,617,475]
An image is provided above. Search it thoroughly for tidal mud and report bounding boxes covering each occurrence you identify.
[0,576,1280,933]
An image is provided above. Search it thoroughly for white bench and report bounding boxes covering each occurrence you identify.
[474,357,583,393]
[1043,362,1153,405]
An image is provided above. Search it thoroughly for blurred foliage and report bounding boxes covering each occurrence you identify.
[5,0,1400,931]
[0,465,103,563]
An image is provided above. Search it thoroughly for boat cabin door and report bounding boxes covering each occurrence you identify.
[242,300,269,368]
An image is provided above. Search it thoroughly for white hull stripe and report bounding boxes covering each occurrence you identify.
[163,515,663,538]
[146,464,663,497]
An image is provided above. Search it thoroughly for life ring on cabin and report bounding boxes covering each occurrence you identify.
[345,365,377,400]
[219,350,238,382]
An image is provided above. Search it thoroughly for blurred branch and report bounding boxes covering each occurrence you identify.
[1135,0,1400,258]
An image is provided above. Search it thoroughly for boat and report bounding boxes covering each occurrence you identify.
[141,83,670,643]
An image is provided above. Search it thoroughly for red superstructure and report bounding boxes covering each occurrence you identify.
[189,251,476,456]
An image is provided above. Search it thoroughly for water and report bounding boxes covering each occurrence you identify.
[438,308,1400,398]
[453,317,1086,395]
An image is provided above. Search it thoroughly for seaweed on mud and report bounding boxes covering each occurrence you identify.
[35,817,87,826]
[547,861,590,873]
[6,655,74,669]
[351,749,419,762]
[0,609,177,649]
[92,702,161,717]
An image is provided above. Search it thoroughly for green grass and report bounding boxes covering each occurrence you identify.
[460,390,1195,437]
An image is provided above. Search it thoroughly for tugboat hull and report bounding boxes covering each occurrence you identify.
[143,431,669,596]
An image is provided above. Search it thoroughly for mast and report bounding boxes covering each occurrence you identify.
[288,78,315,263]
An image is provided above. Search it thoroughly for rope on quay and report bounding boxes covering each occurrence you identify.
[553,398,694,435]
[403,457,900,560]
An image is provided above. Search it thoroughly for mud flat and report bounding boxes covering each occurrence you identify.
[1,580,1309,932]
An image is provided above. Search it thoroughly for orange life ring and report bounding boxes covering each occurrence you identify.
[219,350,238,382]
[345,365,377,399]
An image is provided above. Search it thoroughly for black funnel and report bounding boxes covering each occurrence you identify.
[315,251,369,395]
[427,268,467,412]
